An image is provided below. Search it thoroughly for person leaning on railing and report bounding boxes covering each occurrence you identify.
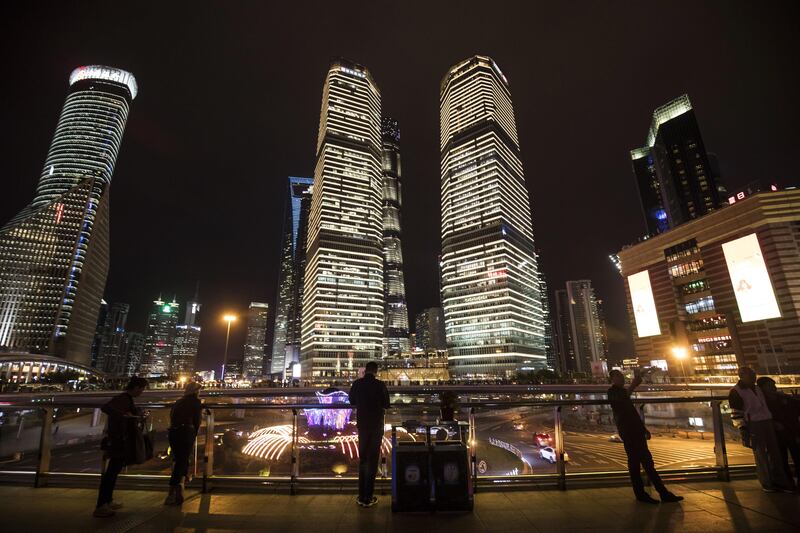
[94,376,149,518]
[164,381,203,505]
[728,367,793,493]
[756,376,800,488]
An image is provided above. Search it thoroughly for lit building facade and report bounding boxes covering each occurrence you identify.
[631,94,727,236]
[96,302,130,375]
[271,177,313,376]
[618,189,800,380]
[553,289,575,373]
[139,298,180,376]
[172,324,200,376]
[439,56,546,378]
[381,117,410,358]
[301,59,384,380]
[243,302,269,379]
[122,331,145,376]
[565,280,606,375]
[414,307,447,354]
[0,66,136,364]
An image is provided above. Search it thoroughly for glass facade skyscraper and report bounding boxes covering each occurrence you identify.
[631,95,727,235]
[172,324,200,376]
[381,117,410,358]
[139,298,180,376]
[301,59,384,380]
[0,66,136,364]
[243,301,269,379]
[439,56,545,378]
[271,177,313,376]
[96,302,130,375]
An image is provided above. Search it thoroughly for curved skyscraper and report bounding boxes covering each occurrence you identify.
[439,56,545,379]
[381,118,410,358]
[0,66,136,364]
[301,59,384,380]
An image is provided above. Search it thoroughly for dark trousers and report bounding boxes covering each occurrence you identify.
[777,434,800,487]
[96,456,125,508]
[622,432,668,497]
[168,426,195,486]
[357,426,383,502]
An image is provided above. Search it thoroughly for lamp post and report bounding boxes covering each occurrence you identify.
[671,346,689,389]
[221,314,237,383]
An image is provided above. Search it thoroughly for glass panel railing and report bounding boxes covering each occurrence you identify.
[214,407,294,478]
[0,407,42,472]
[47,407,105,473]
[719,401,756,467]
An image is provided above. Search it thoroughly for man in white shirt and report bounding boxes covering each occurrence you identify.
[728,366,792,492]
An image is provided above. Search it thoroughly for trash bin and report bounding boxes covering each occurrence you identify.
[391,439,432,512]
[431,440,473,511]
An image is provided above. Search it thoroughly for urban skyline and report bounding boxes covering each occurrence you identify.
[0,3,798,375]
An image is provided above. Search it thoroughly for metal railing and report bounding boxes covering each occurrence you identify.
[0,393,755,492]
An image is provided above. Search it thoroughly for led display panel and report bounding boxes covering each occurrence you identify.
[628,270,661,337]
[722,233,781,322]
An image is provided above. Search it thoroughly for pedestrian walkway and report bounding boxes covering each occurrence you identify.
[1,479,798,532]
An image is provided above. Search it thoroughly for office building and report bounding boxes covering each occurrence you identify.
[243,302,269,379]
[122,331,145,377]
[172,324,200,376]
[618,188,800,379]
[271,177,313,376]
[565,280,606,375]
[301,59,384,379]
[631,94,727,236]
[439,55,546,378]
[414,308,447,354]
[0,66,137,364]
[553,289,576,373]
[90,301,109,368]
[139,298,180,376]
[96,302,130,375]
[381,117,410,358]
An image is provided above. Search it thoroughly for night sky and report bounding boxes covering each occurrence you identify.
[2,2,798,371]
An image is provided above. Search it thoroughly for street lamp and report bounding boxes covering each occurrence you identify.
[671,346,689,388]
[221,314,237,383]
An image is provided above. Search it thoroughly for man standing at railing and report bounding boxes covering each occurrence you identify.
[349,361,390,508]
[607,369,683,504]
[729,367,793,492]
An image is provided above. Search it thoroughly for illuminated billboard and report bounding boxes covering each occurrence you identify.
[628,270,661,337]
[722,233,781,322]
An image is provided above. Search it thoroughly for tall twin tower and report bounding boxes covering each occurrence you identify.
[288,56,546,380]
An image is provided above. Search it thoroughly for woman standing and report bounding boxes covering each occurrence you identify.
[165,381,203,505]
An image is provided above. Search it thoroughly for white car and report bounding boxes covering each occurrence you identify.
[539,446,569,464]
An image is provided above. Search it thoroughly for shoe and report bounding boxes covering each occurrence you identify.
[762,487,779,493]
[175,485,185,505]
[636,494,660,504]
[164,487,177,506]
[362,497,378,508]
[93,504,115,518]
[660,493,684,503]
[109,501,123,510]
[356,497,366,507]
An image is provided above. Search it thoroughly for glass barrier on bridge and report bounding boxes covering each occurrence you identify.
[0,407,43,473]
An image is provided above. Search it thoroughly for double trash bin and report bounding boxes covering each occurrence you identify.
[390,420,473,512]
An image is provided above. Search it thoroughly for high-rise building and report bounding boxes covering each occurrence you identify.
[553,289,575,373]
[381,117,410,358]
[631,95,727,236]
[0,66,137,364]
[91,300,109,368]
[184,284,201,327]
[172,324,201,376]
[122,331,145,377]
[96,302,130,375]
[243,302,269,379]
[300,59,384,380]
[414,308,447,354]
[537,253,556,371]
[139,298,180,376]
[271,177,313,377]
[564,280,606,375]
[439,56,546,379]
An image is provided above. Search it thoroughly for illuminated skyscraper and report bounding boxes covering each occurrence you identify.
[301,59,384,379]
[243,302,269,379]
[122,331,145,377]
[96,302,130,375]
[414,307,447,354]
[381,117,410,358]
[631,95,727,235]
[271,177,313,376]
[139,298,180,376]
[439,56,545,378]
[172,324,200,376]
[564,280,606,375]
[0,66,136,364]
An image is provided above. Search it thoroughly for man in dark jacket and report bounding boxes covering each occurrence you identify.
[756,376,800,488]
[349,361,390,507]
[94,377,148,518]
[607,369,683,504]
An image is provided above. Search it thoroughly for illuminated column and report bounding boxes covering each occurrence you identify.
[300,60,384,380]
[439,56,545,379]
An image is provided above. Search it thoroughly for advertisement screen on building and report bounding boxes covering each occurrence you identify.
[722,233,781,322]
[628,270,661,337]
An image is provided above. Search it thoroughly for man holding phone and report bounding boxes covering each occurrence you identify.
[607,369,683,504]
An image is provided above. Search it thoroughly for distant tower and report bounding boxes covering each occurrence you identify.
[172,324,201,376]
[139,297,180,376]
[0,66,137,363]
[439,56,545,379]
[271,177,313,377]
[564,281,606,374]
[243,302,269,379]
[122,332,145,377]
[96,302,130,375]
[301,59,384,380]
[414,308,447,355]
[381,117,410,358]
